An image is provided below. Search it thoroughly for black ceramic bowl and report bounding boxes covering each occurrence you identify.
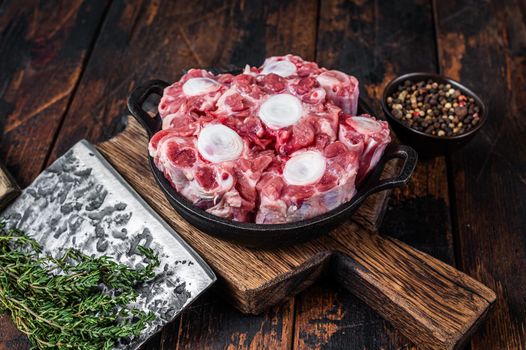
[381,72,487,157]
[128,78,417,248]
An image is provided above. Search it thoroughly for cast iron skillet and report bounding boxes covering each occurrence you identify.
[128,76,418,248]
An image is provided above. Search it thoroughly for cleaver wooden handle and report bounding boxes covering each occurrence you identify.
[0,163,20,211]
[330,228,496,350]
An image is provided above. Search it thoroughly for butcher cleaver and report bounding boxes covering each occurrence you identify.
[0,140,216,350]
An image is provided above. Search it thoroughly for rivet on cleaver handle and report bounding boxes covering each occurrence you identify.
[0,163,20,211]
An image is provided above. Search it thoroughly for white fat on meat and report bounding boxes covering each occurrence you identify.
[242,64,257,76]
[283,151,326,186]
[258,94,303,129]
[197,124,244,163]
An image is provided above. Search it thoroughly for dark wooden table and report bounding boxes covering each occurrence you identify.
[1,0,524,349]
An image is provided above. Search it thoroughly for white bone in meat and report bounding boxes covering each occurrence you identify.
[182,77,221,96]
[197,124,244,163]
[316,70,359,115]
[283,151,326,186]
[261,59,297,77]
[258,94,303,129]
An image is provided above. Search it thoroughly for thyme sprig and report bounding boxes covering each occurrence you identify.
[0,220,160,350]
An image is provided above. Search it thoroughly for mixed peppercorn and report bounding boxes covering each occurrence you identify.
[386,79,481,137]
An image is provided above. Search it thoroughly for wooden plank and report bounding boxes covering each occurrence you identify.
[172,292,295,350]
[48,0,320,159]
[294,160,456,350]
[329,225,493,350]
[294,0,457,348]
[435,0,526,348]
[381,157,455,264]
[48,0,319,348]
[98,116,494,350]
[0,1,110,348]
[0,314,28,350]
[0,0,110,186]
[293,277,414,350]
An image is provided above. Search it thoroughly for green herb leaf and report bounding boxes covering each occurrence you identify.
[0,220,159,349]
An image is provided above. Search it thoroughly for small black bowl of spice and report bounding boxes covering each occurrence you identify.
[381,72,486,157]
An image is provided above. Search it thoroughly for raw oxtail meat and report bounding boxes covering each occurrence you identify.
[149,55,391,223]
[256,143,359,224]
[339,114,391,183]
[256,54,360,115]
[149,124,272,222]
[159,69,225,129]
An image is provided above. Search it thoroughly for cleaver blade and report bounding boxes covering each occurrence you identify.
[1,140,216,350]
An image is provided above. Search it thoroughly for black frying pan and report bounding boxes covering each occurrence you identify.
[128,77,417,248]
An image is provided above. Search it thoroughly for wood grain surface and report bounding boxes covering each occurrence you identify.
[293,1,456,349]
[0,1,110,348]
[96,118,494,350]
[0,0,523,349]
[435,0,526,348]
[0,0,110,186]
[47,1,320,349]
[96,119,392,314]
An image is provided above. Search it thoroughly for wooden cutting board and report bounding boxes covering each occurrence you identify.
[92,118,496,350]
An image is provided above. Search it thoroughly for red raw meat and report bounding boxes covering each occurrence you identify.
[339,114,391,183]
[257,55,359,114]
[215,70,339,156]
[159,69,225,129]
[149,124,272,221]
[148,55,391,223]
[256,142,359,224]
[316,70,359,115]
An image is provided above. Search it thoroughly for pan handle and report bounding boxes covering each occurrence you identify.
[127,80,169,138]
[353,144,418,203]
